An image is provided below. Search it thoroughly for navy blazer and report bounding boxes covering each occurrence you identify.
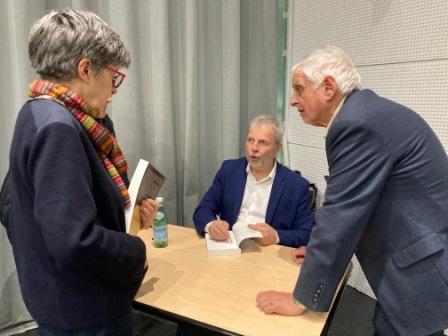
[9,99,146,329]
[294,90,448,336]
[193,157,313,247]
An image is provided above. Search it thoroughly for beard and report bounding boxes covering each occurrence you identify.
[248,155,263,169]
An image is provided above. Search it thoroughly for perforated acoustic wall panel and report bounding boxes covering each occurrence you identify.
[285,0,448,305]
[287,0,447,64]
[358,61,448,146]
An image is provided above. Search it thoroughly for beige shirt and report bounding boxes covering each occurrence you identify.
[325,96,347,137]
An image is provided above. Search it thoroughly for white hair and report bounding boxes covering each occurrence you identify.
[291,46,361,95]
[248,115,283,145]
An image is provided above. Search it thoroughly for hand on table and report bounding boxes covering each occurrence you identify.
[256,291,307,316]
[140,198,159,229]
[291,246,307,265]
[248,223,277,246]
[209,220,230,240]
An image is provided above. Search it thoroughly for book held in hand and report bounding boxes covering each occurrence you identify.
[125,159,165,235]
[205,223,262,256]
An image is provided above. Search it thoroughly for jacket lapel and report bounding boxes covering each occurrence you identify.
[231,160,248,223]
[265,163,285,223]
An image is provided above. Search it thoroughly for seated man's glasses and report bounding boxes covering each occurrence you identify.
[246,138,273,148]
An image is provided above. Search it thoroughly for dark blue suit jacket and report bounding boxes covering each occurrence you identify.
[294,90,448,336]
[193,157,313,247]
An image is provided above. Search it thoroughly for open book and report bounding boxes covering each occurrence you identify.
[205,223,263,256]
[125,159,165,235]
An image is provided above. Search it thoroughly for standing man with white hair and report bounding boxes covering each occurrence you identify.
[256,46,448,336]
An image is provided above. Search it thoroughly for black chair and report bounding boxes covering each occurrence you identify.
[295,170,318,213]
[307,182,318,213]
[0,169,11,234]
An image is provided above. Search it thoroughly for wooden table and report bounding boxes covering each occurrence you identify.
[134,224,338,336]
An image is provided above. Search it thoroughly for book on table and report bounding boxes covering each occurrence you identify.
[205,222,263,256]
[125,159,165,235]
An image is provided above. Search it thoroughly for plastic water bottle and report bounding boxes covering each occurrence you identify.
[153,197,168,248]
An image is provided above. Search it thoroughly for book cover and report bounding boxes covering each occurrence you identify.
[125,159,165,235]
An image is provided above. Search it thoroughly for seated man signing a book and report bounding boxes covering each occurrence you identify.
[193,115,313,248]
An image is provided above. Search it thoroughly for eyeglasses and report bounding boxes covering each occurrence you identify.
[246,138,273,148]
[106,66,126,88]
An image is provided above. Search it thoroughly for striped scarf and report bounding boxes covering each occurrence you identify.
[28,79,131,209]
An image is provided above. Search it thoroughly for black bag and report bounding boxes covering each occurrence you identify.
[0,169,11,232]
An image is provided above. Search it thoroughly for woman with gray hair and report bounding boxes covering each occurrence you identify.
[8,8,157,335]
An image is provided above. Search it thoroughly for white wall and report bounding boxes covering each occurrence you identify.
[285,0,448,303]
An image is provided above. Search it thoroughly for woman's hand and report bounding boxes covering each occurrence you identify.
[139,198,159,229]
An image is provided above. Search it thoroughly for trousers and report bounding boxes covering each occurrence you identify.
[38,313,133,336]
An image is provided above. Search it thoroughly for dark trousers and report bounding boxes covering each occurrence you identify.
[176,321,232,336]
[38,313,133,336]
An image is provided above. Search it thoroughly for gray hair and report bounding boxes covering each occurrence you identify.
[28,8,130,80]
[291,45,361,95]
[248,115,284,145]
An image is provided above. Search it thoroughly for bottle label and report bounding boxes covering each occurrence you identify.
[154,225,167,241]
[155,211,165,220]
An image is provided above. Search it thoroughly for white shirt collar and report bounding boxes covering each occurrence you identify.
[246,160,277,183]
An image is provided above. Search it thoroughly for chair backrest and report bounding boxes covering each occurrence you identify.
[295,170,318,212]
[0,170,11,232]
[308,182,317,213]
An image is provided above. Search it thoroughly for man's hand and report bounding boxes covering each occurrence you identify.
[291,246,307,265]
[248,223,277,246]
[256,291,307,316]
[209,220,230,240]
[140,198,159,229]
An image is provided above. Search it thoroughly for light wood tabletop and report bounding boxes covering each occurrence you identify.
[134,224,330,336]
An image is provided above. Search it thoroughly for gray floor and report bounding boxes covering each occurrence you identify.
[18,286,376,336]
[327,286,375,336]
